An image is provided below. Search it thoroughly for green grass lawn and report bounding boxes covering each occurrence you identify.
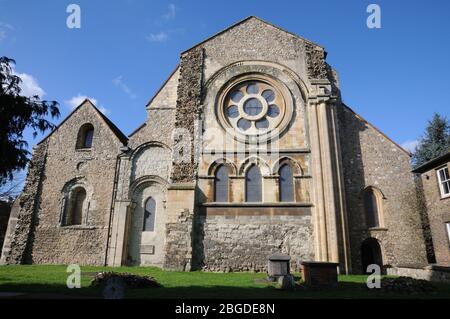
[0,265,449,299]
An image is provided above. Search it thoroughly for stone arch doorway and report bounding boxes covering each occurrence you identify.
[361,238,383,274]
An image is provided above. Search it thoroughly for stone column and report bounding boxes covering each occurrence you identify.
[264,176,279,202]
[308,92,351,273]
[328,98,352,274]
[229,176,244,203]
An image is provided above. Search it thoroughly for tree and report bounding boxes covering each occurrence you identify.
[0,169,25,200]
[0,56,60,185]
[413,113,450,167]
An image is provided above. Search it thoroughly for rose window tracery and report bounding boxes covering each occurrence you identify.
[223,80,284,135]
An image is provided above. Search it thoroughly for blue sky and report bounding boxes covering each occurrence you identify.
[1,0,449,155]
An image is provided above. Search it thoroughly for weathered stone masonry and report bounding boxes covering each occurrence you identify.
[171,47,204,184]
[163,47,204,270]
[1,17,430,274]
[6,141,48,264]
[198,213,313,272]
[337,105,428,272]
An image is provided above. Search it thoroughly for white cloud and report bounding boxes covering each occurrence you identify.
[145,31,169,42]
[401,139,419,153]
[146,4,179,43]
[14,71,46,98]
[65,94,110,115]
[163,4,177,20]
[113,75,137,99]
[98,106,110,115]
[0,22,14,42]
[0,22,14,30]
[65,94,96,109]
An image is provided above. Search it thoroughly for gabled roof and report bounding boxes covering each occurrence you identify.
[37,99,128,146]
[145,64,179,108]
[128,122,146,138]
[181,16,324,54]
[412,151,450,173]
[342,103,411,156]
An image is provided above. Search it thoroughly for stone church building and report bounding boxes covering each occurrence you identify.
[1,17,428,274]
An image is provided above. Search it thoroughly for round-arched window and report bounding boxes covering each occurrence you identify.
[143,197,156,232]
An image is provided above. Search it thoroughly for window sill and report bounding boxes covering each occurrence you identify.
[368,227,388,232]
[440,195,450,200]
[60,225,97,230]
[202,202,313,207]
[75,148,92,152]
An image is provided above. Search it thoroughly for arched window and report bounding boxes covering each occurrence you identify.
[76,123,94,149]
[64,187,86,226]
[214,165,230,202]
[245,164,262,202]
[279,164,294,202]
[143,197,156,232]
[363,188,380,228]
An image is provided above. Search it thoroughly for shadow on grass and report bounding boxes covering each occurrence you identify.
[1,281,450,299]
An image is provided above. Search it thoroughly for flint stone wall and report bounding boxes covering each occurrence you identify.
[8,103,124,265]
[6,141,48,264]
[195,214,313,272]
[163,48,204,270]
[387,266,450,283]
[164,208,193,271]
[170,47,204,183]
[338,105,428,273]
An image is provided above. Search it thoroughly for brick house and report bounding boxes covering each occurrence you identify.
[413,151,450,266]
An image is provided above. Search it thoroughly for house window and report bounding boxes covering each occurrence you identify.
[143,197,156,232]
[214,165,230,202]
[437,166,450,198]
[363,188,380,228]
[63,187,86,226]
[279,164,294,202]
[76,123,94,149]
[245,164,262,202]
[446,223,450,244]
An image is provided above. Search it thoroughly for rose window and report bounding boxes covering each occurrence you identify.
[223,80,284,135]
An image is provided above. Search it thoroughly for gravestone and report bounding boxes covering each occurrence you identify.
[267,253,291,281]
[301,261,339,287]
[277,274,296,290]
